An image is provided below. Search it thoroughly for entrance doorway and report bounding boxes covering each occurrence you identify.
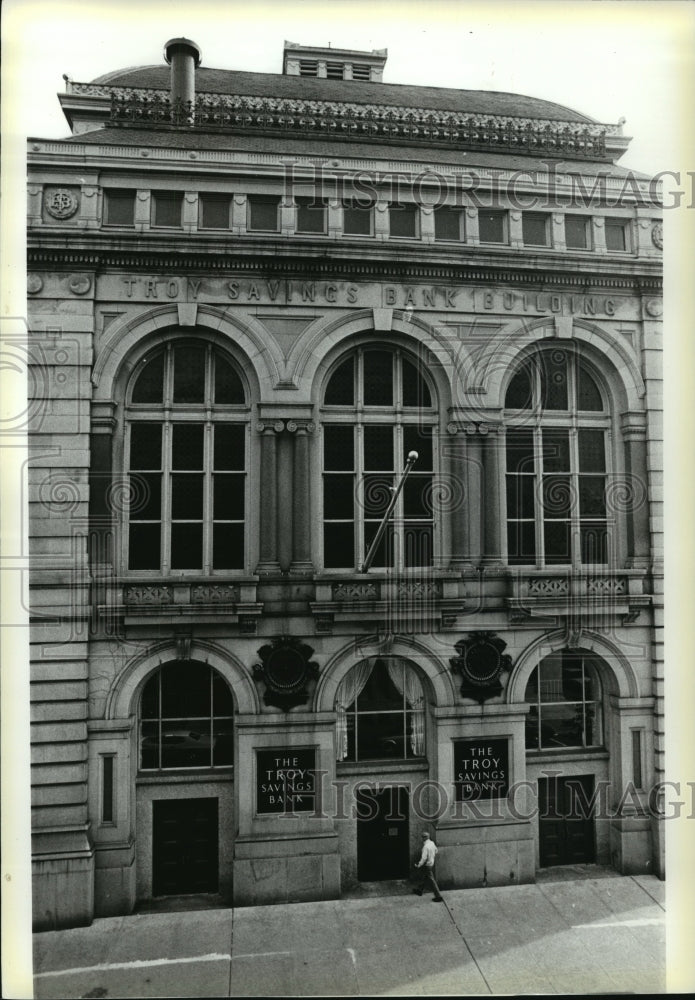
[152,797,218,896]
[538,775,596,867]
[356,786,410,881]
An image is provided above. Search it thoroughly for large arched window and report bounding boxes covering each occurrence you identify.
[321,346,437,570]
[335,658,426,762]
[524,650,603,751]
[139,662,234,770]
[504,347,610,566]
[125,341,248,573]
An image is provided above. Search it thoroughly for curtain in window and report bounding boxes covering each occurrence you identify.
[386,659,425,756]
[335,661,374,761]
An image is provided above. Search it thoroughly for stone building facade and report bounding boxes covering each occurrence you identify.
[27,38,663,930]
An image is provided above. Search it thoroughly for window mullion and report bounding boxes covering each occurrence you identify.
[161,420,172,574]
[203,420,212,574]
[534,426,544,567]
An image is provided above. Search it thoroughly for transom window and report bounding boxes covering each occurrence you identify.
[335,658,425,762]
[505,349,609,566]
[322,346,437,570]
[140,662,234,770]
[126,341,247,573]
[525,651,603,751]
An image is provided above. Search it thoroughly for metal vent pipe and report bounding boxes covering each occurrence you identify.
[164,37,202,115]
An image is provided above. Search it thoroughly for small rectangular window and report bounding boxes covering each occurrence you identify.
[605,218,629,252]
[200,194,231,230]
[389,203,419,239]
[434,206,463,241]
[248,195,280,232]
[296,197,327,234]
[632,730,643,789]
[152,191,183,228]
[565,215,591,249]
[478,209,507,244]
[326,62,344,80]
[101,755,114,823]
[343,200,373,236]
[522,212,551,247]
[299,60,318,76]
[104,189,135,226]
[352,64,370,81]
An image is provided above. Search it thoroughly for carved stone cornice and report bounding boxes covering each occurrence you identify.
[26,246,662,292]
[102,89,620,161]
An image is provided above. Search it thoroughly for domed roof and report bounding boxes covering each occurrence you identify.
[90,64,594,123]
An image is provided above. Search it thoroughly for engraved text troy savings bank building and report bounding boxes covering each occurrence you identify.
[26,39,663,929]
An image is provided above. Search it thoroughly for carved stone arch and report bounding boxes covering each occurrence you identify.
[286,309,467,406]
[92,304,277,403]
[105,638,260,720]
[472,317,645,414]
[506,628,639,705]
[313,634,457,713]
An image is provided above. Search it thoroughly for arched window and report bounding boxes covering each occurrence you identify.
[335,658,426,762]
[139,662,234,770]
[125,341,248,573]
[322,346,437,570]
[524,650,603,751]
[504,347,610,566]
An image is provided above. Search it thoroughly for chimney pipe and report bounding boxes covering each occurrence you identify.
[164,37,202,119]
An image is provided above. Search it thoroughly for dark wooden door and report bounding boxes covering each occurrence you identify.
[356,786,409,881]
[152,798,218,896]
[538,775,596,867]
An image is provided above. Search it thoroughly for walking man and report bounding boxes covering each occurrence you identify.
[414,830,444,902]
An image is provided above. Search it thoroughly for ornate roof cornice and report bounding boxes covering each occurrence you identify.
[107,90,622,160]
[26,245,662,292]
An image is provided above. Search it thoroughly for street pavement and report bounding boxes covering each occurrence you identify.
[31,874,667,998]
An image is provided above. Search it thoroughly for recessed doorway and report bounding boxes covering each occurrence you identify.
[538,774,596,867]
[152,797,218,896]
[356,786,410,881]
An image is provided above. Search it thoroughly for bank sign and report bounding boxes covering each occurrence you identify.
[256,747,317,814]
[453,738,509,801]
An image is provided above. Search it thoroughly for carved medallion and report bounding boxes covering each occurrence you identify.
[651,222,663,250]
[45,188,79,219]
[253,636,319,710]
[68,274,92,295]
[27,274,44,295]
[450,631,512,704]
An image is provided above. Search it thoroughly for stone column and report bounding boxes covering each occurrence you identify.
[255,421,283,574]
[620,412,650,567]
[480,422,503,565]
[464,424,483,565]
[232,194,247,234]
[445,423,468,569]
[183,191,198,233]
[289,421,315,574]
[277,429,294,573]
[134,190,151,232]
[465,206,480,246]
[420,206,435,244]
[508,209,523,249]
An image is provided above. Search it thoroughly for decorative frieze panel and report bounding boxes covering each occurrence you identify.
[332,581,380,601]
[191,584,240,603]
[587,576,627,595]
[528,577,569,597]
[124,585,173,605]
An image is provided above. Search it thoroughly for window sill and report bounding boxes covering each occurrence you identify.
[137,767,234,784]
[337,758,428,776]
[525,747,609,761]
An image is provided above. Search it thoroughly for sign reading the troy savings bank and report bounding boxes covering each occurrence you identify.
[453,739,509,800]
[256,747,317,814]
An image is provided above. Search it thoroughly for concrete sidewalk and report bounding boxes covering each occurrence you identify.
[32,874,666,998]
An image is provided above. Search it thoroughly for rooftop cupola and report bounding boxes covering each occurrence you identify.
[283,41,387,82]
